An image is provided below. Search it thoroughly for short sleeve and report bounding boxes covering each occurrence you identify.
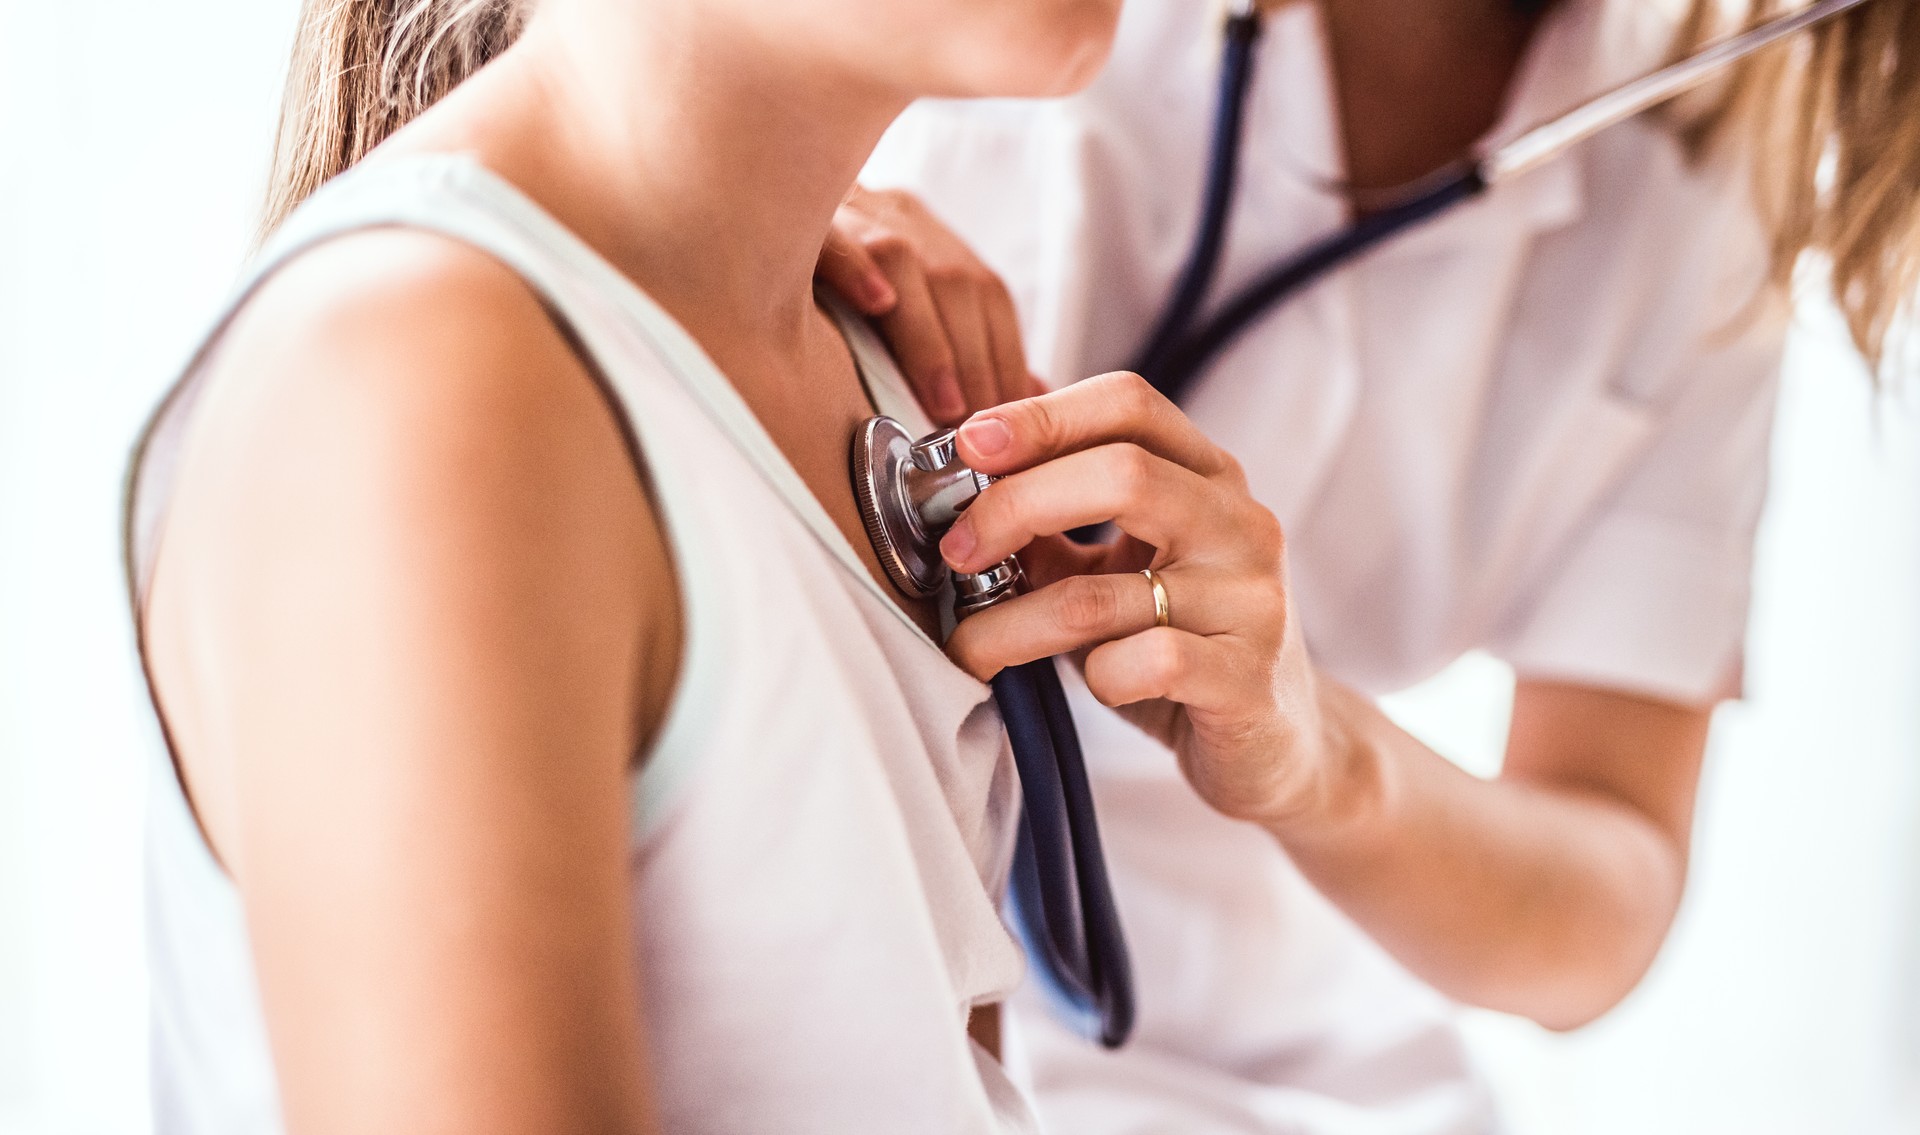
[1492,204,1789,706]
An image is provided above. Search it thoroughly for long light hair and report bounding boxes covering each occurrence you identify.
[258,0,1920,373]
[1674,0,1920,378]
[260,0,528,240]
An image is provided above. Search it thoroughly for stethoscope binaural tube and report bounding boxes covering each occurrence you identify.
[853,416,1136,1048]
[1141,0,1883,406]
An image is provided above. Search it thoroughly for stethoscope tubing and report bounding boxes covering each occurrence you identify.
[1131,5,1267,388]
[1144,166,1487,401]
[1138,0,1883,403]
[997,657,1136,1047]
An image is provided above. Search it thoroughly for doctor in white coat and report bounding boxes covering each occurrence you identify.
[810,0,1920,1130]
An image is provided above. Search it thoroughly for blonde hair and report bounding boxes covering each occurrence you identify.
[1673,0,1920,377]
[258,0,1920,374]
[261,0,529,239]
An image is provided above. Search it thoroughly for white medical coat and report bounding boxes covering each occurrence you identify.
[865,0,1788,1130]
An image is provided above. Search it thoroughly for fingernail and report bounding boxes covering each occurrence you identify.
[941,516,977,567]
[865,271,896,309]
[959,415,1011,457]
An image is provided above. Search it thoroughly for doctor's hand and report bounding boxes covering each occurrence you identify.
[818,185,1043,426]
[940,373,1355,830]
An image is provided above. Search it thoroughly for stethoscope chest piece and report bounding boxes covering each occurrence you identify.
[852,415,993,599]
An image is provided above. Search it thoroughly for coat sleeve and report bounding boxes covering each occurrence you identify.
[1488,195,1790,706]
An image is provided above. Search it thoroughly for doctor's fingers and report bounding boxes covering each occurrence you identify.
[944,568,1284,681]
[1081,628,1262,718]
[924,278,999,419]
[981,276,1048,406]
[904,246,1036,416]
[953,371,1240,485]
[827,187,1036,422]
[941,446,1283,578]
[865,241,969,424]
[817,217,900,315]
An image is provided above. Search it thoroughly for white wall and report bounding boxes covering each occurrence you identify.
[1,3,1916,1133]
[1,3,299,1131]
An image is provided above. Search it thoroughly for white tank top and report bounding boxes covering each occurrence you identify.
[125,154,1037,1135]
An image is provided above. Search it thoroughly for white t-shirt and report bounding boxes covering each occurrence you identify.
[865,0,1786,1130]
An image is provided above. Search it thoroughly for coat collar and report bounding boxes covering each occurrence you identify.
[1473,0,1700,237]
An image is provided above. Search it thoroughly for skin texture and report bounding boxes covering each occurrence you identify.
[143,0,1121,1131]
[820,0,1719,1029]
[936,381,1715,1031]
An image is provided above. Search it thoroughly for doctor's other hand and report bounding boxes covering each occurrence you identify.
[941,373,1360,832]
[818,185,1044,425]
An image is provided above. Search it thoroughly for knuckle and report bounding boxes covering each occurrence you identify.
[1215,449,1249,488]
[1141,631,1186,684]
[1081,648,1130,707]
[1247,578,1287,629]
[861,230,913,264]
[1084,673,1125,709]
[1106,444,1156,496]
[1089,370,1159,425]
[926,263,981,298]
[961,264,1002,294]
[1116,370,1159,416]
[1053,576,1121,638]
[1249,507,1284,558]
[1262,511,1288,562]
[1019,396,1062,449]
[865,186,915,215]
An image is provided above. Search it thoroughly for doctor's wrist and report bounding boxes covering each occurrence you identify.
[1257,678,1392,848]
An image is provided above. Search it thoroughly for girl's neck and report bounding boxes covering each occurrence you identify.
[463,2,908,349]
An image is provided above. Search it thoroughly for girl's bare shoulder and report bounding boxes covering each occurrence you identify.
[158,226,681,761]
[184,225,656,556]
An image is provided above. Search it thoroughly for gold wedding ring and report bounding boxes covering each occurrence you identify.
[1142,567,1171,629]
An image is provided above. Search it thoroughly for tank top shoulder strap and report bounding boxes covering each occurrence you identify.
[277,155,921,624]
[123,152,929,838]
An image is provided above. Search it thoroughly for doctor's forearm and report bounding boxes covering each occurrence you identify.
[1265,680,1693,1031]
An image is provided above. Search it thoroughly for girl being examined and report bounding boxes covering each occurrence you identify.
[128,0,1136,1131]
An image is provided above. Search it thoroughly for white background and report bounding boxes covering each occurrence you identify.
[2,2,1916,1132]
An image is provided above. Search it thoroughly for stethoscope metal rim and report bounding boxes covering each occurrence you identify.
[852,415,947,597]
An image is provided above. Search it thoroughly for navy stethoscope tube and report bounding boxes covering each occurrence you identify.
[1136,0,1879,404]
[998,658,1134,1046]
[1130,5,1270,395]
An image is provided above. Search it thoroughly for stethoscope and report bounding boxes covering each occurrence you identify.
[1138,0,1882,403]
[850,0,1877,1055]
[852,418,1135,1047]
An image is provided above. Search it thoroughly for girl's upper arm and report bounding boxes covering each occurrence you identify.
[144,231,678,1134]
